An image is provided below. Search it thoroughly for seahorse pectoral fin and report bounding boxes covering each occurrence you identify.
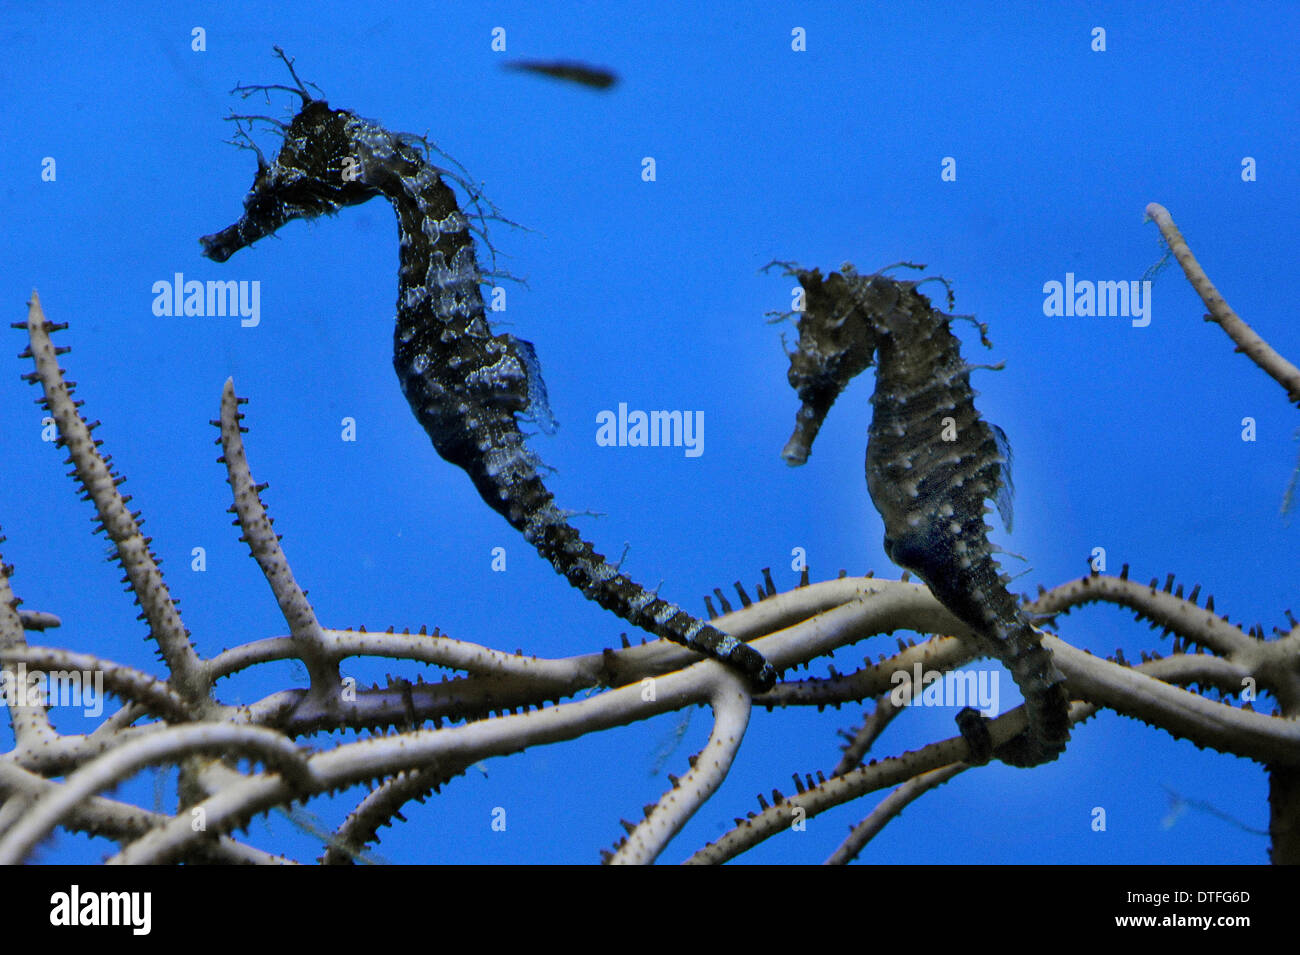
[510,336,557,434]
[990,423,1015,532]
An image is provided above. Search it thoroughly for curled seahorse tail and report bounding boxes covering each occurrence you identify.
[988,623,1071,767]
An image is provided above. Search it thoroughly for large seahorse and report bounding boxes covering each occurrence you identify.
[770,261,1070,765]
[200,54,776,691]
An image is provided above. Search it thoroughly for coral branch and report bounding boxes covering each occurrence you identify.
[0,723,314,863]
[217,379,338,691]
[110,661,747,863]
[0,760,291,863]
[692,624,1300,863]
[1145,203,1300,406]
[767,636,977,708]
[831,693,906,777]
[1030,571,1255,658]
[686,717,997,864]
[1269,765,1300,864]
[17,610,60,631]
[1031,572,1300,713]
[16,292,204,699]
[826,763,968,864]
[322,766,458,865]
[0,549,55,745]
[0,646,193,723]
[1050,637,1300,764]
[607,671,752,864]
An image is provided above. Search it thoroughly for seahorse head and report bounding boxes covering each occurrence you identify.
[774,265,880,466]
[201,99,382,263]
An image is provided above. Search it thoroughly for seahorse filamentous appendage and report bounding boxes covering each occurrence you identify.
[769,260,1070,765]
[200,54,776,691]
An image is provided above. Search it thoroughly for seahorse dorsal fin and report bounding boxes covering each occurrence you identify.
[510,336,557,434]
[990,423,1014,532]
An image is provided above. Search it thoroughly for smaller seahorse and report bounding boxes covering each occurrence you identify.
[199,50,775,690]
[769,261,1070,765]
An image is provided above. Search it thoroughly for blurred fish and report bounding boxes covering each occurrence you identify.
[503,59,618,90]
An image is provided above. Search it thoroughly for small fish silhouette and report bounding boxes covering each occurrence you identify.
[503,60,618,90]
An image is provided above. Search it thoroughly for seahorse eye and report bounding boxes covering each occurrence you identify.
[865,276,900,310]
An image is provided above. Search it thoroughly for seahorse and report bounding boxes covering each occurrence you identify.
[200,53,776,691]
[769,261,1070,765]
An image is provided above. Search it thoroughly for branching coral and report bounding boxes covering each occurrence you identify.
[1,205,1297,864]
